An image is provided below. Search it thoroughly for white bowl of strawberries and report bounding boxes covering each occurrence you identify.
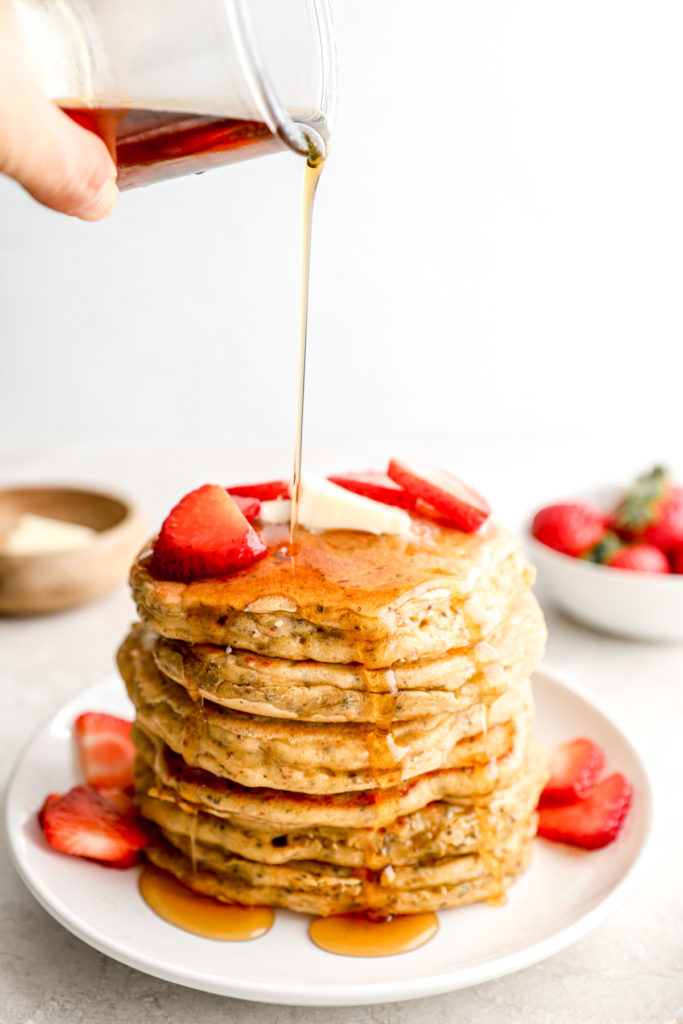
[528,466,683,641]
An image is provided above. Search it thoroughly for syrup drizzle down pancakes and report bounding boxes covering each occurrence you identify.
[122,513,548,918]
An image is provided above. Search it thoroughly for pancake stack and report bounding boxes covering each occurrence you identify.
[119,514,548,917]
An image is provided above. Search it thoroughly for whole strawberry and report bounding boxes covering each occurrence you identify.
[607,544,670,574]
[671,547,683,574]
[531,502,608,557]
[583,532,670,574]
[613,466,683,552]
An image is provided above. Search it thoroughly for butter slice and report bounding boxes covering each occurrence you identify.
[259,498,292,525]
[3,513,95,554]
[298,474,410,535]
[259,476,411,535]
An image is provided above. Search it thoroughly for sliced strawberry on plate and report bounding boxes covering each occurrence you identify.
[387,459,490,532]
[96,787,135,816]
[532,502,608,557]
[39,785,148,868]
[74,712,135,790]
[537,772,633,850]
[228,480,290,501]
[38,793,62,828]
[230,493,260,521]
[150,484,267,583]
[539,738,606,806]
[327,471,418,511]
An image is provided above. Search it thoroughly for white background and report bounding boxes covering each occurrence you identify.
[2,0,683,474]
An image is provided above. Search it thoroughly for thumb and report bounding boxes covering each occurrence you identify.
[0,4,119,221]
[7,103,120,221]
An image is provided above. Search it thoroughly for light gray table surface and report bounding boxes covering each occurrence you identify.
[1,439,681,1024]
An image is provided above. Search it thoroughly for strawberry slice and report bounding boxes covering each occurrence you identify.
[150,484,267,583]
[38,793,62,828]
[230,493,260,521]
[228,480,290,501]
[39,785,148,868]
[539,738,606,806]
[327,471,418,511]
[74,712,135,790]
[96,787,135,816]
[537,773,633,850]
[387,459,490,532]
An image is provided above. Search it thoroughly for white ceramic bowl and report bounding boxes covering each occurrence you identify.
[526,488,683,642]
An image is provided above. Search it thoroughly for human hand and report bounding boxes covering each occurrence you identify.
[0,0,118,220]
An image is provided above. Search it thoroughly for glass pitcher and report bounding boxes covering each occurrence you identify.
[15,0,336,188]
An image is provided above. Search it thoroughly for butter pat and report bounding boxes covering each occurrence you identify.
[2,513,95,554]
[298,475,411,535]
[258,476,411,535]
[259,498,292,525]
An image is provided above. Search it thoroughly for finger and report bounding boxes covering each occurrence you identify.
[11,104,120,221]
[0,3,119,221]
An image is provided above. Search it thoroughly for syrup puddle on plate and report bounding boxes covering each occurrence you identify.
[140,865,439,956]
[139,864,274,940]
[309,912,439,957]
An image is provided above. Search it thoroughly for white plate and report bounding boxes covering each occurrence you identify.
[4,667,653,1007]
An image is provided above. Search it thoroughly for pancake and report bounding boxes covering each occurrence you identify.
[131,724,537,828]
[123,500,547,920]
[148,588,546,723]
[130,518,533,667]
[120,635,532,793]
[135,737,547,869]
[143,826,535,917]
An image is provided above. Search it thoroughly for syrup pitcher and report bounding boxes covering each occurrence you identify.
[15,0,336,188]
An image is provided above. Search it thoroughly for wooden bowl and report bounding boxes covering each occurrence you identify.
[0,486,147,614]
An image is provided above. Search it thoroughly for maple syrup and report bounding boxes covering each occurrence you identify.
[289,147,325,547]
[139,864,274,940]
[309,912,439,958]
[60,107,282,189]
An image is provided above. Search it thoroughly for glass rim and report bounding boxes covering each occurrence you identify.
[229,0,337,159]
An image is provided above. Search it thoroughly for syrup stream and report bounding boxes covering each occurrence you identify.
[289,146,325,548]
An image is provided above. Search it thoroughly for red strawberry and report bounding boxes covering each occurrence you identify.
[38,793,62,828]
[74,712,135,790]
[537,773,633,850]
[39,785,148,867]
[327,471,418,511]
[539,738,605,806]
[643,487,683,550]
[96,787,135,816]
[613,466,683,551]
[228,480,290,501]
[150,484,267,583]
[607,543,670,574]
[671,547,683,574]
[387,459,490,532]
[531,502,608,557]
[230,493,260,521]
